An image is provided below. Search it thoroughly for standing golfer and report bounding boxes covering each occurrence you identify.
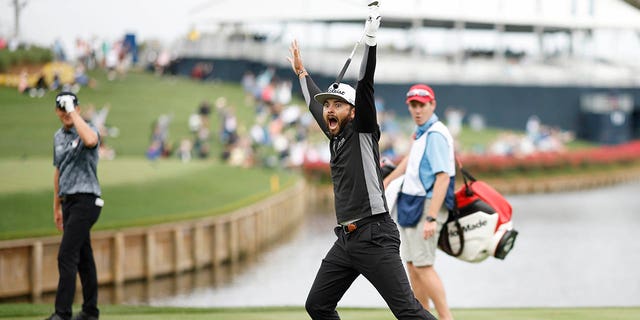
[287,5,436,320]
[47,92,102,320]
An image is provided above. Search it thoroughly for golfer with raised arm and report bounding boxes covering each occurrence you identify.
[287,3,436,319]
[46,92,103,320]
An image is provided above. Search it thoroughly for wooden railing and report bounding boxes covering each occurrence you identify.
[0,180,307,300]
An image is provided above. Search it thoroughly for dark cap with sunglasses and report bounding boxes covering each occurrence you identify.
[55,92,78,109]
[405,84,435,105]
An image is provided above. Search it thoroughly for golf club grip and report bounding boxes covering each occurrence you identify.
[334,57,351,86]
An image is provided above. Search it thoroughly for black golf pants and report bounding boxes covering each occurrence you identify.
[305,213,436,320]
[55,193,102,320]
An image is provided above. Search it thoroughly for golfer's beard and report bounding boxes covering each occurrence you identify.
[328,117,352,138]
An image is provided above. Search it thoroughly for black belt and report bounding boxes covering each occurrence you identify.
[340,213,390,234]
[59,193,98,203]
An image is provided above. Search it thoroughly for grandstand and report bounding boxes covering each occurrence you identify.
[173,0,640,142]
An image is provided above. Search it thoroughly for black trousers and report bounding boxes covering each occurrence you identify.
[305,213,436,320]
[55,194,102,320]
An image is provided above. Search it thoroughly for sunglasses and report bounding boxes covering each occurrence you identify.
[406,88,432,98]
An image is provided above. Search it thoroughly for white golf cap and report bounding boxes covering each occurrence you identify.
[314,83,356,106]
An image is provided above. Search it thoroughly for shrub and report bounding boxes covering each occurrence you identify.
[0,46,53,72]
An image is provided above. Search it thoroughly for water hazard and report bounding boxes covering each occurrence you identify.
[132,181,640,308]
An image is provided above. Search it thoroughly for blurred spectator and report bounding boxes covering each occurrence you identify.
[147,114,173,160]
[526,115,541,143]
[219,106,238,160]
[50,72,61,91]
[18,70,29,94]
[178,138,193,163]
[27,72,47,98]
[83,104,117,160]
[187,100,212,159]
[191,62,213,81]
[53,38,66,61]
[274,79,292,105]
[241,70,256,104]
[468,113,486,131]
[105,45,119,81]
[74,64,90,86]
[445,107,464,138]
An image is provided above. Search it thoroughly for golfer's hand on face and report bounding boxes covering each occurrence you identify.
[287,40,305,75]
[423,219,436,239]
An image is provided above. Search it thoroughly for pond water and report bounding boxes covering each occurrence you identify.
[141,181,640,308]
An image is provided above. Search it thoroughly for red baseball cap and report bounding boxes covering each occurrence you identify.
[405,84,435,104]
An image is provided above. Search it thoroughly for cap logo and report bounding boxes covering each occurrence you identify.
[406,88,431,98]
[329,87,345,95]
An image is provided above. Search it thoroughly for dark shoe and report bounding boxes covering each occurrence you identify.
[71,311,98,320]
[44,314,64,320]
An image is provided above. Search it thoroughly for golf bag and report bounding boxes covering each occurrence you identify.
[381,160,518,263]
[438,168,518,262]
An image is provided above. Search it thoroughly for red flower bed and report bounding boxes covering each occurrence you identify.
[303,140,640,178]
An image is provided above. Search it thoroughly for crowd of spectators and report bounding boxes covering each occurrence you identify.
[12,36,135,99]
[216,68,413,169]
[487,115,573,157]
[6,35,572,166]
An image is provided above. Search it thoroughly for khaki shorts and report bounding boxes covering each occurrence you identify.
[398,198,448,267]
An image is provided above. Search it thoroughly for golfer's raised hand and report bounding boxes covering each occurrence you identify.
[59,95,76,113]
[364,1,381,46]
[287,40,305,76]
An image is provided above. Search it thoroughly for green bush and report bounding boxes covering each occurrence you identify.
[0,46,53,72]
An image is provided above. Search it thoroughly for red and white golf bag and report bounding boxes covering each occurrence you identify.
[438,168,518,262]
[382,161,518,263]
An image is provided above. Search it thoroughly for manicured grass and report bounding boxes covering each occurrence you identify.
[0,157,297,240]
[0,157,213,194]
[0,70,254,158]
[0,69,298,240]
[0,304,638,320]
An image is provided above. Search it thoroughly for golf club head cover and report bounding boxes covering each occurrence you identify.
[365,2,381,46]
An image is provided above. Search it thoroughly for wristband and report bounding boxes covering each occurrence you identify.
[426,216,437,223]
[296,69,306,76]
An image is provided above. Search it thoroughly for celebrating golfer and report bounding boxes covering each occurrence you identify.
[287,3,436,319]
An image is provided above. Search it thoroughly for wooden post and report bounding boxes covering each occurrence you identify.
[30,241,43,301]
[250,215,258,256]
[113,232,125,285]
[253,210,262,252]
[173,227,184,274]
[211,221,223,267]
[145,231,155,281]
[229,219,239,264]
[193,224,205,269]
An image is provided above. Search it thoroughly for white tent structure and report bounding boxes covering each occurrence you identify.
[190,0,640,30]
[180,0,640,85]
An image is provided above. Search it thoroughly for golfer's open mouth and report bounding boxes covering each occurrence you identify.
[327,116,338,130]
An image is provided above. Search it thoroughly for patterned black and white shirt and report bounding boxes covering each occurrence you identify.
[53,124,101,196]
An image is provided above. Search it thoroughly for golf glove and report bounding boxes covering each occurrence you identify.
[59,95,76,113]
[364,4,381,46]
